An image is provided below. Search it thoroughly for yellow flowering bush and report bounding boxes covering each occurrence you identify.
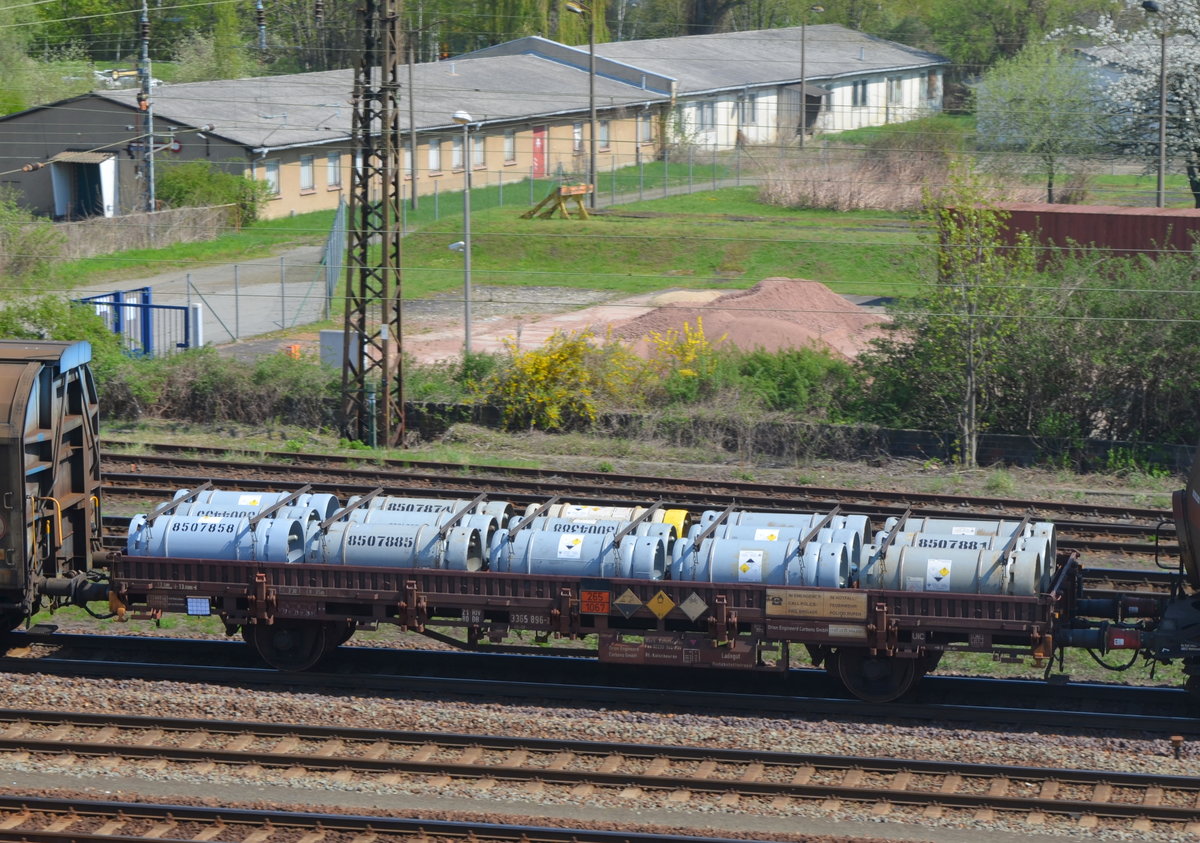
[481,329,644,430]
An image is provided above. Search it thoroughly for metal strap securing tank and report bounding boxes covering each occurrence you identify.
[612,501,663,544]
[875,506,912,561]
[797,505,841,553]
[994,514,1032,561]
[318,488,383,532]
[508,495,561,540]
[438,492,488,539]
[692,502,735,551]
[146,481,213,524]
[246,484,313,529]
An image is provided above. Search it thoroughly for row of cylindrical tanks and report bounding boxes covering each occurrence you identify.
[124,489,1055,595]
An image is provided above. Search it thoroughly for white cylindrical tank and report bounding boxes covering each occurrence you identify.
[126,514,307,563]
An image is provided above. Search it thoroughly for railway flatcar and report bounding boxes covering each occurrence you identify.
[0,340,108,628]
[4,340,1200,703]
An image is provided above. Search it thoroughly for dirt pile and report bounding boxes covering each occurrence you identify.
[613,277,887,359]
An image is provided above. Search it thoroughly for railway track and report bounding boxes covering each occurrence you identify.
[97,471,1180,559]
[0,794,762,843]
[102,445,1176,527]
[5,633,1198,732]
[2,708,1198,835]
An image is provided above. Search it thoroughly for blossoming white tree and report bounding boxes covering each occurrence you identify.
[1082,0,1200,207]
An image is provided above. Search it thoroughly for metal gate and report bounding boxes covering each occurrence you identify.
[75,286,194,357]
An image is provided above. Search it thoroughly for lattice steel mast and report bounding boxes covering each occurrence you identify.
[342,0,405,446]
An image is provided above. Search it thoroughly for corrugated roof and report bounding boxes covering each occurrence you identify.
[48,150,114,164]
[592,25,949,93]
[97,53,666,151]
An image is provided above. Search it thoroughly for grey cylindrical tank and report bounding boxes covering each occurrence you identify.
[522,516,675,543]
[857,543,1044,596]
[311,521,484,570]
[672,538,848,587]
[348,495,512,523]
[171,489,341,522]
[349,507,500,547]
[126,513,307,563]
[488,528,665,579]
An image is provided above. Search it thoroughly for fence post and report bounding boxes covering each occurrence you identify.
[663,146,669,198]
[434,180,439,220]
[688,146,693,193]
[499,172,504,207]
[279,257,286,330]
[139,287,153,357]
[712,147,717,190]
[530,167,535,204]
[190,303,204,348]
[234,265,240,340]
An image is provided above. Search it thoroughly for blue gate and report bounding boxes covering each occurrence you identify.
[75,287,193,357]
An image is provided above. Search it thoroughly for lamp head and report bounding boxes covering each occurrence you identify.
[451,110,472,125]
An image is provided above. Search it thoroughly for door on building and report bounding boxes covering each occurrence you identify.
[531,125,547,177]
[49,151,117,219]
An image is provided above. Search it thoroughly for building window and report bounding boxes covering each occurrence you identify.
[261,159,280,195]
[887,76,903,106]
[573,122,583,153]
[694,100,715,131]
[503,128,516,162]
[742,93,757,124]
[598,120,610,150]
[451,135,465,169]
[299,155,315,192]
[472,133,486,167]
[403,146,412,178]
[326,152,341,187]
[851,80,868,107]
[428,138,442,173]
[926,69,939,100]
[638,112,653,143]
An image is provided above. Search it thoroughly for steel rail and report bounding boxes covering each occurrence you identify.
[102,443,1174,524]
[101,448,1175,528]
[2,709,1198,826]
[98,471,1177,545]
[0,794,778,843]
[1,652,1196,735]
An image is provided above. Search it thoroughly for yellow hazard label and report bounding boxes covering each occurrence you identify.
[647,590,676,619]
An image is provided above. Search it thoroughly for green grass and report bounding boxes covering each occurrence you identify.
[53,209,337,290]
[1086,173,1195,208]
[402,187,925,298]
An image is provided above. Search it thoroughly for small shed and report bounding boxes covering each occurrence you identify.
[995,203,1200,258]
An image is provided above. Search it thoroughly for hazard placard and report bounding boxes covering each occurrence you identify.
[647,590,676,619]
[580,590,610,614]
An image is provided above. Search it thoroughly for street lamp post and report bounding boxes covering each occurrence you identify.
[451,110,473,354]
[798,5,824,148]
[1143,0,1167,208]
[565,1,597,209]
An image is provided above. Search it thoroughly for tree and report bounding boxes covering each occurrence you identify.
[1082,0,1200,207]
[974,41,1106,202]
[858,162,1039,466]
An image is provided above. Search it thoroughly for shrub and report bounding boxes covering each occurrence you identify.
[735,347,857,417]
[156,161,270,226]
[0,189,64,283]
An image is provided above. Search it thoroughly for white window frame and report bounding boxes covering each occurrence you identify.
[887,76,903,106]
[299,154,315,192]
[598,120,610,150]
[503,128,516,163]
[326,152,341,187]
[638,112,653,143]
[573,122,583,153]
[743,93,757,124]
[451,135,465,170]
[262,159,280,195]
[852,80,868,108]
[472,132,485,167]
[428,138,442,173]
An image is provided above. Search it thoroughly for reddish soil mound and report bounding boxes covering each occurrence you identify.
[613,277,887,359]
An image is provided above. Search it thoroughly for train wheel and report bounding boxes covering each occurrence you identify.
[835,648,918,703]
[0,611,26,633]
[324,621,357,652]
[251,620,327,671]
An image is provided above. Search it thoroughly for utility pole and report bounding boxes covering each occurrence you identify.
[137,0,155,212]
[342,0,406,447]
